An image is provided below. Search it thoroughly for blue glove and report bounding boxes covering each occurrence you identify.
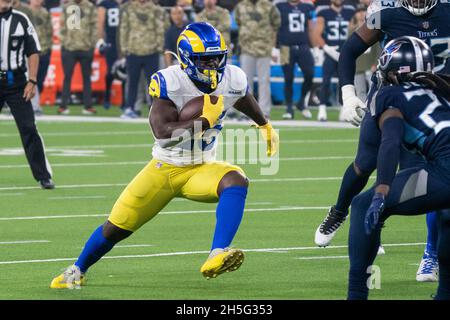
[365,193,385,235]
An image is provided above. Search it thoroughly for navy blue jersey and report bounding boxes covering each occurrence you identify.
[317,5,355,47]
[366,0,450,73]
[99,0,120,47]
[372,83,450,160]
[276,1,316,46]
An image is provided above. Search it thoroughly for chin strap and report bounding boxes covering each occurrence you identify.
[166,50,183,66]
[171,49,219,89]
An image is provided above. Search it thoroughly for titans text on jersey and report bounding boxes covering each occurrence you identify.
[366,0,450,72]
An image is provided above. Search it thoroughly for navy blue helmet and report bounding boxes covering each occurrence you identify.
[377,36,435,85]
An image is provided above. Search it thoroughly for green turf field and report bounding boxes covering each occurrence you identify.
[0,106,437,300]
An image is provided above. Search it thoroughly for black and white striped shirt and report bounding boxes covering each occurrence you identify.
[0,8,41,72]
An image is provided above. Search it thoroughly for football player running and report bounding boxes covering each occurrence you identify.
[315,0,450,282]
[347,37,450,300]
[50,23,279,289]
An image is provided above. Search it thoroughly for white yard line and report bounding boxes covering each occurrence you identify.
[0,175,374,192]
[0,193,24,197]
[294,255,349,260]
[114,244,155,248]
[48,196,107,200]
[0,242,426,266]
[0,240,50,245]
[0,206,329,221]
[0,115,357,129]
[6,139,356,150]
[0,183,127,191]
[0,156,354,170]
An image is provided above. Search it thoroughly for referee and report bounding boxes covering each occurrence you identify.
[0,0,54,189]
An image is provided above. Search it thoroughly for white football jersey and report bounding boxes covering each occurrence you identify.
[148,64,248,166]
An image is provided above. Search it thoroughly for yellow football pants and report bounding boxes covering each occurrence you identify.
[108,159,245,232]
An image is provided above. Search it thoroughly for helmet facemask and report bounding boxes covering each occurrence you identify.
[399,0,438,16]
[188,52,227,90]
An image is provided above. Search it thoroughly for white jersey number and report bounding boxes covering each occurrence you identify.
[288,13,305,32]
[107,8,120,27]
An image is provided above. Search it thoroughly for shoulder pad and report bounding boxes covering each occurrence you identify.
[228,65,248,95]
[149,72,170,100]
[366,0,398,29]
[315,5,328,15]
[302,0,315,7]
[367,0,398,17]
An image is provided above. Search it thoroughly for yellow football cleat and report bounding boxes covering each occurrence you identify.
[50,265,87,289]
[200,248,245,279]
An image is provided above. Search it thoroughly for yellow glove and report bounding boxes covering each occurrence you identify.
[201,94,224,127]
[258,122,279,157]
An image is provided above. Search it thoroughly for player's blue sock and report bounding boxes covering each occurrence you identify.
[335,163,370,214]
[75,225,117,273]
[347,189,380,300]
[426,212,438,257]
[211,186,247,250]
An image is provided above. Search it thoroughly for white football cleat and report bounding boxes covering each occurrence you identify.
[282,112,294,120]
[318,105,327,122]
[416,250,439,282]
[315,206,347,247]
[377,245,385,255]
[301,109,312,119]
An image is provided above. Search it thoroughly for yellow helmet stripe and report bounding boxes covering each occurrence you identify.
[181,30,206,53]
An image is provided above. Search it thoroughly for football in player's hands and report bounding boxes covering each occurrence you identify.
[178,95,219,121]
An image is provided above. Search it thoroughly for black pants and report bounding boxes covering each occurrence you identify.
[61,48,94,109]
[281,44,314,111]
[37,51,51,93]
[318,55,340,106]
[125,53,159,110]
[0,78,52,181]
[104,46,118,104]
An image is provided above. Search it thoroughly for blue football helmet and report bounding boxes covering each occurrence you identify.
[176,22,228,90]
[377,36,435,85]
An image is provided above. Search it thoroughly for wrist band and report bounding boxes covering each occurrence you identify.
[28,79,37,85]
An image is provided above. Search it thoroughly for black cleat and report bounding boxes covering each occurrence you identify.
[314,206,347,247]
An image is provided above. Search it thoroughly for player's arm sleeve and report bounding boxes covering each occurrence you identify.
[221,9,231,30]
[23,16,41,56]
[376,115,404,186]
[59,6,66,44]
[91,6,98,47]
[148,72,170,101]
[46,11,53,50]
[338,32,372,86]
[270,5,281,30]
[309,6,317,22]
[119,8,128,55]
